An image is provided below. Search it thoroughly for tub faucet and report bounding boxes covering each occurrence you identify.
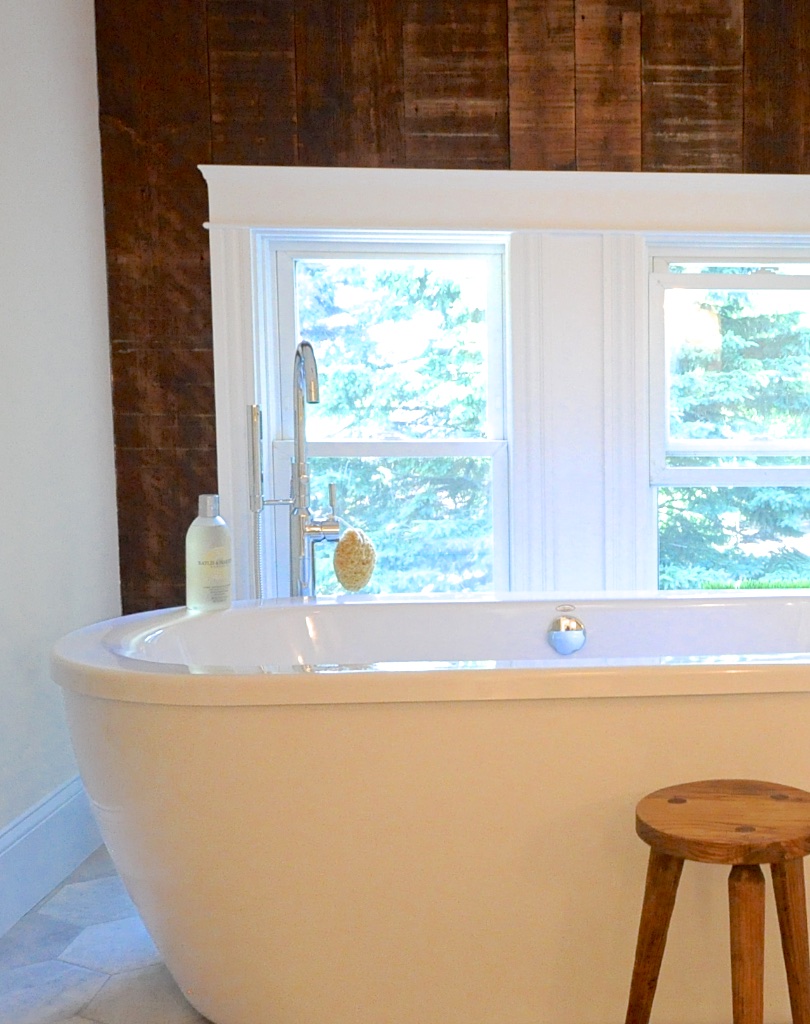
[289,341,340,597]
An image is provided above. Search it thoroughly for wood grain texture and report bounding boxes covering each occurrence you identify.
[95,0,212,344]
[624,850,684,1024]
[627,785,810,1024]
[575,0,641,170]
[508,0,576,169]
[116,447,213,611]
[642,0,743,171]
[771,858,810,1024]
[728,864,765,1024]
[635,779,810,864]
[403,0,509,168]
[744,0,810,173]
[96,0,215,613]
[295,0,405,166]
[208,0,297,165]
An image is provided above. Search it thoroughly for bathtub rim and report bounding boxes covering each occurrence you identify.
[51,592,810,707]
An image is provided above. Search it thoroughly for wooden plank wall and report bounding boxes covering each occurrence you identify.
[95,0,810,612]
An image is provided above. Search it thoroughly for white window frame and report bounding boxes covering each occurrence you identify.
[648,236,810,488]
[200,166,810,599]
[255,232,511,597]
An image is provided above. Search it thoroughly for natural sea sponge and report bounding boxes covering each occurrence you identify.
[333,528,376,591]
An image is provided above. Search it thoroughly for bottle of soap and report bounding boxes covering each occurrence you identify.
[185,494,232,612]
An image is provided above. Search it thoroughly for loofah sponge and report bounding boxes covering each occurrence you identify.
[333,527,376,591]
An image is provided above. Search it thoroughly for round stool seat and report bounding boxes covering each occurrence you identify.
[636,778,810,864]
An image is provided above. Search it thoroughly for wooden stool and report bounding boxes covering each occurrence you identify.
[625,779,810,1024]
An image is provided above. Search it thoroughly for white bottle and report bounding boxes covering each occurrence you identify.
[185,494,232,611]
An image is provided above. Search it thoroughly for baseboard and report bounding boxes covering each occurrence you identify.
[0,775,102,936]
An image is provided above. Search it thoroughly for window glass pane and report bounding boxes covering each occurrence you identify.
[310,455,494,595]
[294,257,493,441]
[665,287,810,446]
[658,486,810,589]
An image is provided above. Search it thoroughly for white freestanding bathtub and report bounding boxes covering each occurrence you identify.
[52,592,810,1024]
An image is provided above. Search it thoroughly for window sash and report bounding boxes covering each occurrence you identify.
[260,237,510,598]
[274,245,506,444]
[268,439,510,596]
[649,261,810,486]
[654,271,810,290]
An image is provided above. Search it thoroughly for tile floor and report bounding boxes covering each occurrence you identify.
[0,846,210,1024]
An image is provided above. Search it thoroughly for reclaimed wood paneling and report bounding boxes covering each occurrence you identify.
[508,0,576,170]
[96,0,214,612]
[93,0,810,613]
[95,0,213,346]
[110,342,216,612]
[208,0,297,165]
[294,0,405,166]
[642,0,744,171]
[403,0,509,168]
[744,0,810,173]
[575,0,642,171]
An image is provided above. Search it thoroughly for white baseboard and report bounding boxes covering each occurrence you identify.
[0,775,102,936]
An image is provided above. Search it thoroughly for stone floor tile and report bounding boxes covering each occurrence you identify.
[39,877,137,929]
[81,964,207,1024]
[59,917,161,975]
[61,847,115,886]
[0,913,81,972]
[40,1018,94,1023]
[44,1018,91,1023]
[0,959,107,1024]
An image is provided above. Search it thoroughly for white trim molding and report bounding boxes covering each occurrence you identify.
[0,776,102,936]
[200,166,810,235]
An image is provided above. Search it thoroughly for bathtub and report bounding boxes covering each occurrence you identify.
[52,591,810,1024]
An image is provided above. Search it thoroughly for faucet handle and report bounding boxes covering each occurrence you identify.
[328,482,338,517]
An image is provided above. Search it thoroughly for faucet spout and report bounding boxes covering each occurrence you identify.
[292,341,318,511]
[290,341,339,597]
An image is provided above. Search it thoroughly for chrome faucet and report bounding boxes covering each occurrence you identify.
[247,342,341,599]
[289,342,340,597]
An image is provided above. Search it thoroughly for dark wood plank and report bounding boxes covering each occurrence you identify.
[116,446,215,613]
[95,0,212,347]
[208,0,297,165]
[403,0,509,168]
[508,0,576,169]
[294,0,406,166]
[744,0,810,173]
[642,0,744,171]
[575,0,642,171]
[95,0,214,614]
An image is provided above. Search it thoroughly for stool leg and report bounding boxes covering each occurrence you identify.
[771,858,810,1024]
[625,850,684,1024]
[729,864,765,1024]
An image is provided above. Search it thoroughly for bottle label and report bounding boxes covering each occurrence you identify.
[188,543,232,609]
[196,547,231,597]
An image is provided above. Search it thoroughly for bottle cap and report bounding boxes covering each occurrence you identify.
[198,494,219,518]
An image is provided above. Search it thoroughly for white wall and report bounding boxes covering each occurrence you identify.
[0,0,120,896]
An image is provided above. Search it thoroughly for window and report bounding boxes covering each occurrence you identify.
[650,251,810,588]
[257,237,509,597]
[202,166,810,599]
